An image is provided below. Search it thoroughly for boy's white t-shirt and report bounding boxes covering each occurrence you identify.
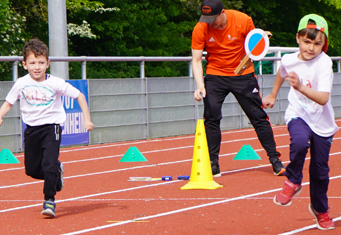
[6,74,80,126]
[279,51,338,137]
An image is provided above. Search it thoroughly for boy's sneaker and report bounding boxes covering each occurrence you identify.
[273,180,302,206]
[309,204,335,230]
[270,157,286,176]
[41,200,56,217]
[211,164,221,177]
[56,162,64,192]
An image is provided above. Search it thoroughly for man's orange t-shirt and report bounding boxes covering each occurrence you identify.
[192,9,255,76]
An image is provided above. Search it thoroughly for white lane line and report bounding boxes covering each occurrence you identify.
[2,196,341,203]
[1,164,340,212]
[0,133,297,173]
[0,144,293,190]
[0,145,194,173]
[19,125,292,157]
[0,181,176,213]
[2,149,341,190]
[0,164,156,189]
[2,134,340,174]
[0,159,299,209]
[0,167,23,172]
[0,135,289,173]
[10,120,341,159]
[5,133,341,173]
[0,157,264,189]
[60,175,341,235]
[12,131,291,159]
[278,216,341,234]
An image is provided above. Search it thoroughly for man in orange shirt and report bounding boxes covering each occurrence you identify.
[192,0,285,176]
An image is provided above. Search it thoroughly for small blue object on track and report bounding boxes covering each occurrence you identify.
[177,175,190,180]
[162,176,172,181]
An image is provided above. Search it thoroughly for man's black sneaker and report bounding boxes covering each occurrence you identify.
[270,158,286,176]
[211,164,221,177]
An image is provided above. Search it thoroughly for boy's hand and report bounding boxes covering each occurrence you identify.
[285,72,302,91]
[262,94,276,109]
[0,101,13,126]
[84,120,94,131]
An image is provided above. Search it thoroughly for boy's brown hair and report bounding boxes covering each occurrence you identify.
[23,39,49,62]
[298,20,326,42]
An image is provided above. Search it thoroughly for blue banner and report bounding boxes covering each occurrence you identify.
[60,80,89,146]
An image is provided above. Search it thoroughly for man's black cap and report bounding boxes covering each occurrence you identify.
[199,0,224,23]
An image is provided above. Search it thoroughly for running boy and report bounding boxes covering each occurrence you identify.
[0,39,94,218]
[262,14,338,230]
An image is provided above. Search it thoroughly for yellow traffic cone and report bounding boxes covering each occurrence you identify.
[181,119,223,190]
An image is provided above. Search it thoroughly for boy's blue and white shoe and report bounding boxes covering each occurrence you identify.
[57,162,64,192]
[41,200,56,217]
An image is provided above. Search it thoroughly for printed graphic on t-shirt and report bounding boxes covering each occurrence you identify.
[227,35,238,40]
[209,37,215,42]
[295,80,313,109]
[21,85,55,106]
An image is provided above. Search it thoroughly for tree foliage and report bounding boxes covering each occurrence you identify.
[323,0,341,8]
[0,0,27,80]
[67,0,197,78]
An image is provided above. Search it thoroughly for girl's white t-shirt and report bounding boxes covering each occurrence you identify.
[279,51,338,137]
[6,74,80,126]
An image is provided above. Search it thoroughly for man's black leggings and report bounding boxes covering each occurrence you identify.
[203,73,280,164]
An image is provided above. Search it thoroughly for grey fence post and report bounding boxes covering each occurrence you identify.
[273,50,281,74]
[12,60,18,81]
[144,77,149,139]
[81,60,87,80]
[259,61,262,75]
[188,60,193,77]
[140,60,145,78]
[48,0,69,80]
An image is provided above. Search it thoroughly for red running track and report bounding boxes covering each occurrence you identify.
[1,120,341,234]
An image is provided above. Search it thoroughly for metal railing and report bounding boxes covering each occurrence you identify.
[6,46,340,81]
[2,46,341,81]
[0,55,194,80]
